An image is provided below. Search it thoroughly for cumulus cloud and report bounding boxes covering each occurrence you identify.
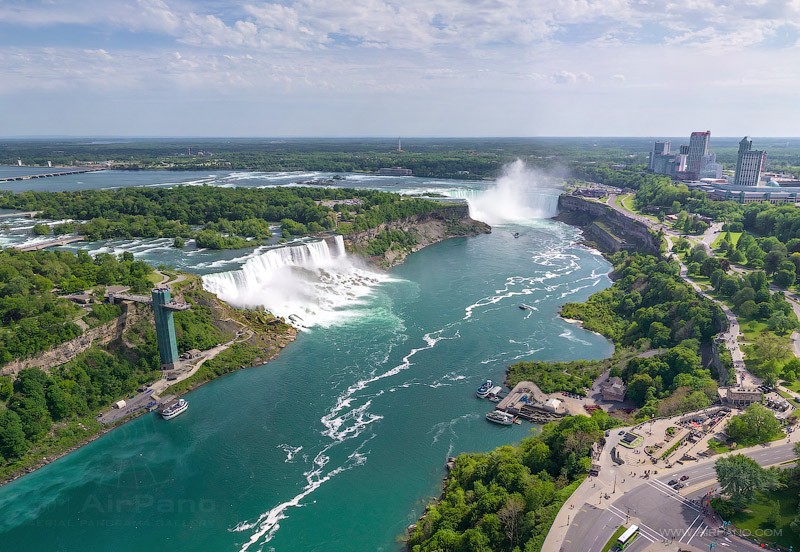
[551,70,592,84]
[2,0,800,135]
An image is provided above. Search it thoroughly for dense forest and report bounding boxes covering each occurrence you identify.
[0,186,448,249]
[561,253,725,347]
[0,249,153,365]
[407,412,621,552]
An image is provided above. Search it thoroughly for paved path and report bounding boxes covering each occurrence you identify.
[607,194,754,387]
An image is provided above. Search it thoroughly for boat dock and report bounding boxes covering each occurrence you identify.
[495,380,567,423]
[0,167,104,183]
[14,236,86,252]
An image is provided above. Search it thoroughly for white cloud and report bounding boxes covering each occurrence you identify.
[2,1,800,135]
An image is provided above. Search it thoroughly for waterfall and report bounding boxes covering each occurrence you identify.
[202,236,389,328]
[446,160,562,225]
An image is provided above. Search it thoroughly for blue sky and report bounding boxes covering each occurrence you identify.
[1,0,799,137]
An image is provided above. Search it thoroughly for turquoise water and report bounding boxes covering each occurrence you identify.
[0,167,612,551]
[0,218,612,551]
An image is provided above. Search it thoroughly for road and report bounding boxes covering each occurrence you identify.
[557,440,797,552]
[606,194,756,387]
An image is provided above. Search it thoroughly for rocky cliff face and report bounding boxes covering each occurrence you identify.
[345,204,491,267]
[0,302,150,377]
[555,195,660,255]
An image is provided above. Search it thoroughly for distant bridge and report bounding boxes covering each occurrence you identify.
[14,236,86,252]
[0,211,38,220]
[0,167,105,183]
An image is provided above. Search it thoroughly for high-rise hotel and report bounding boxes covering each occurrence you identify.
[686,131,711,179]
[734,137,766,186]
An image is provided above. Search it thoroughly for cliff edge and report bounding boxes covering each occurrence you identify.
[345,203,491,267]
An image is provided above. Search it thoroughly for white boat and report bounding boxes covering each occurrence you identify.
[486,410,515,425]
[476,380,493,398]
[160,398,188,420]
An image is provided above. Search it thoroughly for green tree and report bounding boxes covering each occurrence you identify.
[0,409,29,460]
[32,223,50,236]
[715,454,780,507]
[725,403,783,445]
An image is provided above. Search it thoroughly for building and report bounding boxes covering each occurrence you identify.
[543,398,565,414]
[601,376,627,402]
[686,131,711,179]
[725,387,762,407]
[377,167,412,176]
[699,153,723,179]
[152,288,180,369]
[734,137,767,187]
[648,141,671,170]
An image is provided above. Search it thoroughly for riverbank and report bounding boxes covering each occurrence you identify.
[0,275,297,488]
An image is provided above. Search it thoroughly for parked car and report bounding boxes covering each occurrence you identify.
[680,475,689,481]
[668,479,678,486]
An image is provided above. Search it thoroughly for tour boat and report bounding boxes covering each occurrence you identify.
[486,410,515,425]
[476,380,493,398]
[160,398,188,420]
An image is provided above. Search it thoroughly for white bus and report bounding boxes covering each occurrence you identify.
[616,524,639,550]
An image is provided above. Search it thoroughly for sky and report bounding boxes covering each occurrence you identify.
[1,0,799,137]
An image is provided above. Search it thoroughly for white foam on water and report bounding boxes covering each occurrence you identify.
[277,444,303,463]
[233,439,371,551]
[202,236,395,328]
[559,327,591,345]
[445,159,562,226]
[231,323,461,550]
[430,413,479,444]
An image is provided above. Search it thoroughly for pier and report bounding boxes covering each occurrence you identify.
[495,380,566,423]
[0,167,104,183]
[14,236,86,251]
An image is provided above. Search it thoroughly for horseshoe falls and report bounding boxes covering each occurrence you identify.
[0,184,614,552]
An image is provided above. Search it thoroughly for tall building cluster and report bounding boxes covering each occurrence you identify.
[649,130,722,179]
[648,131,765,183]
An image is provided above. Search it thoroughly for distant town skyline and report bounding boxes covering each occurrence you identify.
[1,1,799,137]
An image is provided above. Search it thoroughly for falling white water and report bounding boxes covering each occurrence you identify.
[202,235,392,328]
[447,159,562,225]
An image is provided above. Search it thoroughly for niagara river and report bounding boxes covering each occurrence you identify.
[0,166,614,551]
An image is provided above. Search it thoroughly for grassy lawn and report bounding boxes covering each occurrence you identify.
[776,388,800,407]
[712,232,743,249]
[707,438,738,454]
[730,488,800,549]
[600,525,628,552]
[146,272,163,284]
[621,194,637,213]
[783,380,800,393]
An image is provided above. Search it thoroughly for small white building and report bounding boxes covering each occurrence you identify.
[543,398,565,414]
[113,400,127,409]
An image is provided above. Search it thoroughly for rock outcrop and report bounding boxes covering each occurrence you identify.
[345,203,491,267]
[0,302,150,377]
[555,195,660,255]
